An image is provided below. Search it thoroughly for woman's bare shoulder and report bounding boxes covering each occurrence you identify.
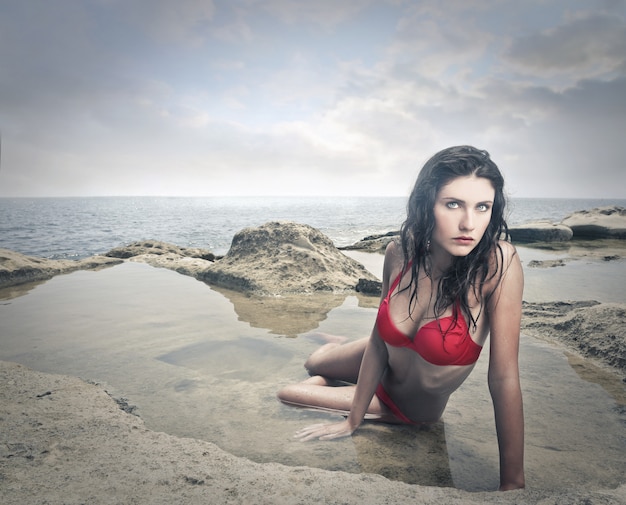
[384,237,402,259]
[498,239,518,256]
[381,239,405,287]
[484,240,522,295]
[384,239,406,268]
[490,240,519,268]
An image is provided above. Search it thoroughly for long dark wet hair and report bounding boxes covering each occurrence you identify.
[399,145,510,331]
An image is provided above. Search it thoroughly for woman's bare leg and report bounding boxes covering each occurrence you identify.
[278,337,402,423]
[304,337,369,384]
[277,375,399,423]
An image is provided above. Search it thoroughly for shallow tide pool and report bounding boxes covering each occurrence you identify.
[0,252,624,492]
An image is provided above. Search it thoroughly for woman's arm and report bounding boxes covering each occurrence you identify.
[345,327,389,430]
[486,241,525,490]
[295,242,400,441]
[295,327,389,441]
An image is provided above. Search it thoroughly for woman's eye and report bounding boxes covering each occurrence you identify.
[477,204,491,212]
[446,201,459,209]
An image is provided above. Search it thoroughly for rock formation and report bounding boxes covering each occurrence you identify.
[0,249,122,289]
[1,223,381,297]
[106,240,216,278]
[340,231,399,253]
[561,206,626,239]
[201,221,379,295]
[105,240,215,261]
[508,221,573,243]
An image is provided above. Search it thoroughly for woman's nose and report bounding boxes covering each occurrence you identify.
[460,210,475,231]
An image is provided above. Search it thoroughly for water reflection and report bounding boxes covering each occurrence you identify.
[209,284,376,337]
[0,279,47,301]
[565,353,625,406]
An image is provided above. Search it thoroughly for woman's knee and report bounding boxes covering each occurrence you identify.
[303,343,340,375]
[277,376,329,404]
[276,384,296,403]
[276,382,313,405]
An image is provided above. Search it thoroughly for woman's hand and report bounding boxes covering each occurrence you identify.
[295,419,355,441]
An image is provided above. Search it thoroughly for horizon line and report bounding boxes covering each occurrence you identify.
[0,194,625,200]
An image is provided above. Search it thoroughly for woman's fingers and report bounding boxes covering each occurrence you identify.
[294,423,328,441]
[294,421,353,442]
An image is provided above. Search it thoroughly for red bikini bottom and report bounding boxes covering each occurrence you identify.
[375,383,416,425]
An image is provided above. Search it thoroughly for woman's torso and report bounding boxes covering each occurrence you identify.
[376,244,493,422]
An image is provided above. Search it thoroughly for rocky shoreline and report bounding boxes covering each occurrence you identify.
[1,215,625,504]
[3,206,625,292]
[0,249,124,291]
[2,242,624,377]
[0,221,378,297]
[2,215,624,377]
[509,205,626,242]
[1,361,623,505]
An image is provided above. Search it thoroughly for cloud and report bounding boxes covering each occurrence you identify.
[504,11,626,82]
[210,6,254,43]
[256,0,382,27]
[0,0,625,198]
[104,0,217,45]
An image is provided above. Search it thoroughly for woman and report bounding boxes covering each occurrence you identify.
[277,145,525,491]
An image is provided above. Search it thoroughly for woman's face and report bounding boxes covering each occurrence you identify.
[430,175,495,258]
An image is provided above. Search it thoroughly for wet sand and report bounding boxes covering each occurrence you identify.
[0,243,625,503]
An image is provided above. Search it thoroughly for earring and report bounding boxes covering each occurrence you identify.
[426,240,431,253]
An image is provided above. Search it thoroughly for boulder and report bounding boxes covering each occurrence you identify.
[0,249,123,289]
[561,206,626,239]
[201,221,379,295]
[509,221,573,243]
[356,278,383,296]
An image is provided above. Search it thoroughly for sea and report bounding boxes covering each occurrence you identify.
[1,196,625,259]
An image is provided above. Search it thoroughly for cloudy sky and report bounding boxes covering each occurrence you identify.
[1,0,625,198]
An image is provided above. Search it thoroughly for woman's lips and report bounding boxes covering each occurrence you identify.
[453,236,474,244]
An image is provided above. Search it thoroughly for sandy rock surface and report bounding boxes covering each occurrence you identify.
[105,240,217,278]
[201,221,379,295]
[341,231,400,253]
[0,248,122,289]
[106,240,216,261]
[561,206,626,239]
[521,301,626,376]
[2,360,624,505]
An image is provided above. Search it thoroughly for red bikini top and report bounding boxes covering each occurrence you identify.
[376,264,482,366]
